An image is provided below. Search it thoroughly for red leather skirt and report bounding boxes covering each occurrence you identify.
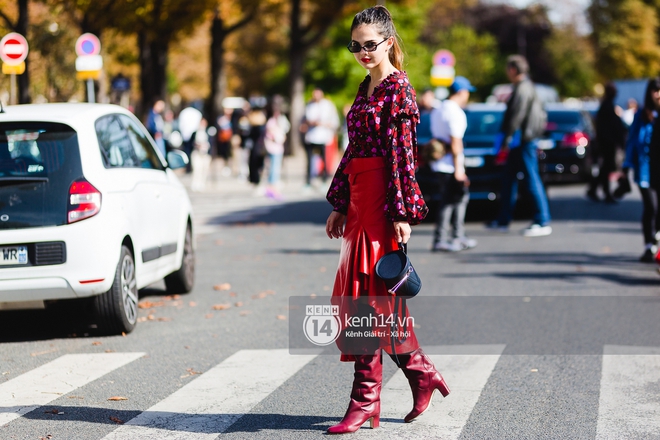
[331,157,419,361]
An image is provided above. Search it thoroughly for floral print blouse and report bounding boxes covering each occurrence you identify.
[326,71,428,225]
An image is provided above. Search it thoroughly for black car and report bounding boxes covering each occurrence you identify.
[537,104,595,183]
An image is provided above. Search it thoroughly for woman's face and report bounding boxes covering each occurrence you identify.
[350,24,393,70]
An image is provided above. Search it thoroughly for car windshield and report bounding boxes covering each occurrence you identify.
[465,111,503,136]
[0,123,79,180]
[547,111,581,131]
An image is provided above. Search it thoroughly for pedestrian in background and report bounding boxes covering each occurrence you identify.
[263,95,290,200]
[146,98,166,157]
[587,83,627,203]
[178,105,203,172]
[300,87,339,187]
[325,5,449,434]
[190,118,211,192]
[430,76,477,252]
[215,107,234,177]
[247,106,267,186]
[625,78,660,262]
[488,55,551,237]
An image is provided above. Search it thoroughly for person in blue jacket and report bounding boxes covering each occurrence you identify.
[623,77,660,262]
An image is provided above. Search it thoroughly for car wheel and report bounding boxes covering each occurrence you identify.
[94,245,138,334]
[164,225,195,294]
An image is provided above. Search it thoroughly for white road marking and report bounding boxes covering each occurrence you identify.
[596,345,660,440]
[357,345,506,439]
[102,349,317,439]
[0,352,145,426]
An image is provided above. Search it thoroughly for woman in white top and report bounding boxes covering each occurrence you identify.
[263,95,290,200]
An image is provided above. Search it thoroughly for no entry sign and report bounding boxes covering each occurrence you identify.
[0,33,28,66]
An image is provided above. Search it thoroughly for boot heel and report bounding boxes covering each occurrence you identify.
[370,415,380,429]
[437,377,450,397]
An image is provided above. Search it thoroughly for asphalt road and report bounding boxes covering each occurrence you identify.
[1,176,659,440]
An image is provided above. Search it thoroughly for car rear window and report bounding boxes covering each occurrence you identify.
[0,122,82,229]
[547,111,581,131]
[466,111,503,135]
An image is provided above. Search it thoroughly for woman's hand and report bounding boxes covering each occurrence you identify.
[326,211,347,239]
[393,221,411,244]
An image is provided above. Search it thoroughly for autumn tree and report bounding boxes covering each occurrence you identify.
[589,0,660,80]
[545,23,596,97]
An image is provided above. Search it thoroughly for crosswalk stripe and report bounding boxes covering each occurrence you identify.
[102,349,317,439]
[375,345,505,439]
[0,352,145,426]
[596,345,660,440]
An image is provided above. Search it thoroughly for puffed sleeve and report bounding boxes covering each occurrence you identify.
[326,149,351,215]
[384,78,428,225]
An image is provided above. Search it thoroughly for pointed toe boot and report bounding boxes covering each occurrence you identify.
[327,351,382,434]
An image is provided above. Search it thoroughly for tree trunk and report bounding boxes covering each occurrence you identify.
[139,31,169,119]
[17,0,29,104]
[288,0,305,153]
[209,12,227,127]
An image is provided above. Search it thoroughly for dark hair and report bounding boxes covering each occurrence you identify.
[603,82,617,101]
[506,55,529,75]
[351,5,403,71]
[643,77,660,122]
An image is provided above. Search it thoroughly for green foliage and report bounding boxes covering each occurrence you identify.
[545,24,597,97]
[430,25,500,98]
[589,0,660,80]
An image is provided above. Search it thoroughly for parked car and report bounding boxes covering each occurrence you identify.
[462,103,507,202]
[0,103,195,334]
[538,104,596,183]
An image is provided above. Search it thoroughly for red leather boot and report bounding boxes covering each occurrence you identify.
[327,351,382,434]
[395,348,450,422]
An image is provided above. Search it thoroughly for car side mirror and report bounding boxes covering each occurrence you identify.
[166,150,188,170]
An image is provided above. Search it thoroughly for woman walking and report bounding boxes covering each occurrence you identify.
[623,78,660,261]
[263,95,290,200]
[325,6,449,434]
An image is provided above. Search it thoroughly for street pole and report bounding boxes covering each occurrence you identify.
[87,79,95,103]
[10,73,15,105]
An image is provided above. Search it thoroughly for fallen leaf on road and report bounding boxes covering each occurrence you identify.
[91,341,102,346]
[39,435,53,440]
[138,300,164,309]
[107,396,128,401]
[164,294,181,301]
[204,313,214,319]
[44,409,63,415]
[189,301,197,307]
[147,314,155,321]
[137,317,148,322]
[31,348,58,357]
[234,302,243,307]
[109,416,124,424]
[180,368,203,378]
[531,369,538,372]
[213,283,232,291]
[310,293,317,298]
[276,315,287,320]
[229,292,237,297]
[157,317,172,322]
[105,349,115,353]
[212,303,231,310]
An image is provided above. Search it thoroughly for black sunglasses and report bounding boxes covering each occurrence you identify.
[346,38,388,54]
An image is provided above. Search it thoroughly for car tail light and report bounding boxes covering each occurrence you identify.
[68,179,101,224]
[562,132,589,148]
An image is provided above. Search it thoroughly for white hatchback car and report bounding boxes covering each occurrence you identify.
[0,103,195,334]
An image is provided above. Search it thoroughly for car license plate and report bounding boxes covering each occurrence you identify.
[0,245,28,265]
[464,156,484,168]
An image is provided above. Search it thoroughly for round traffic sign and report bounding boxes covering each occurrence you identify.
[75,33,101,57]
[0,33,28,66]
[433,49,456,67]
